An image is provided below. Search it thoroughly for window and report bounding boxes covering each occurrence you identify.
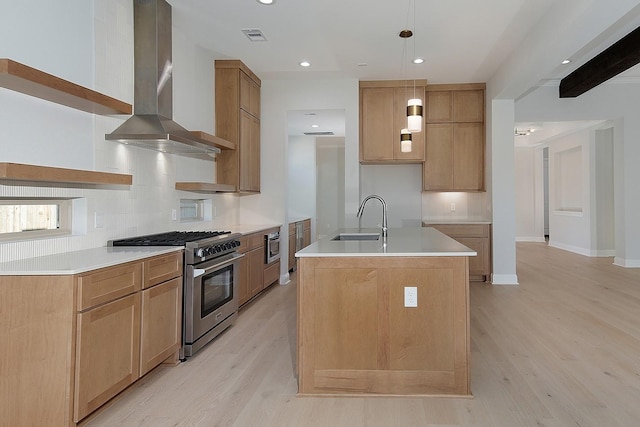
[180,199,205,222]
[0,199,72,240]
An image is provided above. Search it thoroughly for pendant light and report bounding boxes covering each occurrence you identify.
[401,128,412,153]
[399,29,413,153]
[405,0,423,133]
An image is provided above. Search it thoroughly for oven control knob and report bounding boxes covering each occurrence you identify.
[208,247,216,255]
[195,248,205,258]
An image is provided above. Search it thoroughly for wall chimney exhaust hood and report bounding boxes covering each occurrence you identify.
[106,0,220,159]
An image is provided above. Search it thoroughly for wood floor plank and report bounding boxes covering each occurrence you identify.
[83,243,640,427]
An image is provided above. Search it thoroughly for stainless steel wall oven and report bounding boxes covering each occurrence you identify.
[109,230,243,358]
[265,231,280,264]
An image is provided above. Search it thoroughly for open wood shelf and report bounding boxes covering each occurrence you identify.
[189,131,235,150]
[175,182,236,193]
[0,58,132,115]
[0,163,132,186]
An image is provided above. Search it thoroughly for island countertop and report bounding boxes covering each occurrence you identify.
[296,227,476,258]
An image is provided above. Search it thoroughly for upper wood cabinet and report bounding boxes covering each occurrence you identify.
[215,60,261,193]
[424,83,486,192]
[360,80,427,164]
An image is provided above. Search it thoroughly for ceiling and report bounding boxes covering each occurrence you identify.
[170,0,640,141]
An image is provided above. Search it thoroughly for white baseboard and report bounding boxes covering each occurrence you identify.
[613,257,640,268]
[279,272,291,285]
[548,241,590,256]
[516,236,546,243]
[491,274,519,285]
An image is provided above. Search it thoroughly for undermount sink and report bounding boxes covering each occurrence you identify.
[332,232,380,241]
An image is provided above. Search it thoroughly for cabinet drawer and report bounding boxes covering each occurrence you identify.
[247,232,264,251]
[264,260,280,287]
[289,222,296,235]
[77,262,142,311]
[237,236,249,253]
[303,219,311,230]
[428,223,489,238]
[143,251,183,289]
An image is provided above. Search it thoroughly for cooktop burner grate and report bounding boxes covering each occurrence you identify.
[110,230,232,246]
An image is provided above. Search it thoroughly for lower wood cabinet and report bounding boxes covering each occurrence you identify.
[140,277,182,376]
[74,293,141,421]
[0,250,183,426]
[425,223,491,281]
[237,227,281,307]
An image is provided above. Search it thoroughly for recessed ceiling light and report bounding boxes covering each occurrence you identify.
[257,0,275,4]
[311,124,319,128]
[562,59,571,65]
[299,61,311,67]
[413,58,424,64]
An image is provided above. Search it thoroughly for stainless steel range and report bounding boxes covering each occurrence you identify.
[109,230,244,358]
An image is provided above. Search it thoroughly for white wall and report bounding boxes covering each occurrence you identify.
[287,135,316,222]
[360,164,422,228]
[0,0,238,262]
[516,83,640,266]
[316,138,345,239]
[254,78,359,282]
[515,147,545,242]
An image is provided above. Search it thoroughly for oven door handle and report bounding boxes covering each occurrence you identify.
[193,253,245,278]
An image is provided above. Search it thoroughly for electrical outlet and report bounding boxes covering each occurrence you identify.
[171,209,177,221]
[94,212,104,229]
[404,286,418,307]
[450,203,456,212]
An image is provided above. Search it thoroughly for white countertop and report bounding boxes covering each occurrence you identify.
[296,227,476,258]
[422,219,492,225]
[0,224,282,276]
[224,224,282,235]
[0,246,183,276]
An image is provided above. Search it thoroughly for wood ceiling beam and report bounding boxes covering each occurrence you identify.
[559,25,640,98]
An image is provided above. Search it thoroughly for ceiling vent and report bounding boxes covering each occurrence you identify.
[242,29,267,42]
[304,131,335,136]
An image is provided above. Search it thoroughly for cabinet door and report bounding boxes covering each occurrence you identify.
[455,237,490,277]
[393,87,425,161]
[426,90,453,123]
[289,234,296,271]
[453,123,484,191]
[424,123,454,190]
[360,87,395,161]
[74,293,141,422]
[237,253,250,306]
[239,110,260,192]
[140,277,182,376]
[239,70,260,118]
[453,90,484,122]
[248,247,264,298]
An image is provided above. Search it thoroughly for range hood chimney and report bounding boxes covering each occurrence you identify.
[106,0,220,158]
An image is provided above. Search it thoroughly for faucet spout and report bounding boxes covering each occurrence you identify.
[356,195,388,239]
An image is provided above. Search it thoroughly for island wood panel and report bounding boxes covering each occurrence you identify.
[313,268,379,370]
[0,275,76,427]
[297,256,470,396]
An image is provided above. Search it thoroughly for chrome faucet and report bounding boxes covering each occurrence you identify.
[357,195,388,239]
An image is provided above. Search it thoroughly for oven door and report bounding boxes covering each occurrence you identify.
[265,232,280,263]
[184,252,244,346]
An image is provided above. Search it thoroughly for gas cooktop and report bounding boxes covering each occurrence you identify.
[109,230,232,246]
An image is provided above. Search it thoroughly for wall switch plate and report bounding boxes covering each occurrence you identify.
[404,286,418,307]
[171,209,177,221]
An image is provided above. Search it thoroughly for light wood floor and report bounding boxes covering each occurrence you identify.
[84,243,640,427]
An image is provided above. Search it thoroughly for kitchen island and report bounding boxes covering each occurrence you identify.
[295,227,475,397]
